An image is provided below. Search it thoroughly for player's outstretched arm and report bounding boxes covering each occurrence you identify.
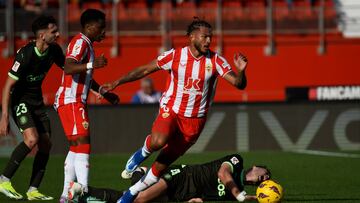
[218,163,247,202]
[0,77,17,136]
[91,79,119,105]
[64,54,107,74]
[101,60,160,92]
[223,53,248,90]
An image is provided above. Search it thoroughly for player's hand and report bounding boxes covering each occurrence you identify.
[233,53,248,72]
[100,82,117,93]
[90,89,104,100]
[93,53,108,69]
[187,198,203,203]
[0,117,10,136]
[103,92,120,105]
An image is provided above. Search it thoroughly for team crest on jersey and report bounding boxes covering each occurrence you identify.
[19,116,28,125]
[12,61,20,72]
[230,157,239,165]
[162,112,170,118]
[82,121,89,129]
[206,63,212,72]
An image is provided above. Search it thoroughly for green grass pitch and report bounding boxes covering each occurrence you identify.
[1,151,360,203]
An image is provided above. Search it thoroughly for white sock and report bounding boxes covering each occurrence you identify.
[28,186,37,193]
[74,153,89,192]
[141,136,152,157]
[141,146,151,157]
[0,175,10,183]
[129,167,159,195]
[61,151,76,197]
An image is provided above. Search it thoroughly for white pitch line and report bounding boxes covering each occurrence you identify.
[293,149,360,158]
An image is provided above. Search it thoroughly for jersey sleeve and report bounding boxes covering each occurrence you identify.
[222,154,243,174]
[157,48,174,70]
[66,38,88,62]
[215,55,233,77]
[8,47,30,81]
[53,43,65,69]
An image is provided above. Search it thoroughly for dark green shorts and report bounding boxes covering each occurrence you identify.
[11,102,50,134]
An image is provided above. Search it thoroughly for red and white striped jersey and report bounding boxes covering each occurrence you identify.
[158,47,232,118]
[54,33,94,109]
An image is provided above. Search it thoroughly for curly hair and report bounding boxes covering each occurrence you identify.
[186,17,212,36]
[80,9,105,28]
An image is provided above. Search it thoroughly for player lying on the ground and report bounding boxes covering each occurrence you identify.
[68,154,271,202]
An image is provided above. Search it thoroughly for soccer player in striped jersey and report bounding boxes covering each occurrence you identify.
[54,9,118,203]
[101,18,248,203]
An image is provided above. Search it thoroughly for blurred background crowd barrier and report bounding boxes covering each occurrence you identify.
[0,102,359,155]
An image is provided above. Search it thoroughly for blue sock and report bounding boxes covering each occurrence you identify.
[117,190,135,203]
[125,148,148,172]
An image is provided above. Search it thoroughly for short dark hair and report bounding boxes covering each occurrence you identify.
[186,17,212,36]
[256,165,272,179]
[32,15,57,36]
[80,9,105,28]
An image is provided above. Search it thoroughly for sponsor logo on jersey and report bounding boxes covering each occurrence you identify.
[26,74,45,82]
[82,121,89,129]
[12,61,20,72]
[183,78,202,95]
[217,178,226,196]
[230,157,239,165]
